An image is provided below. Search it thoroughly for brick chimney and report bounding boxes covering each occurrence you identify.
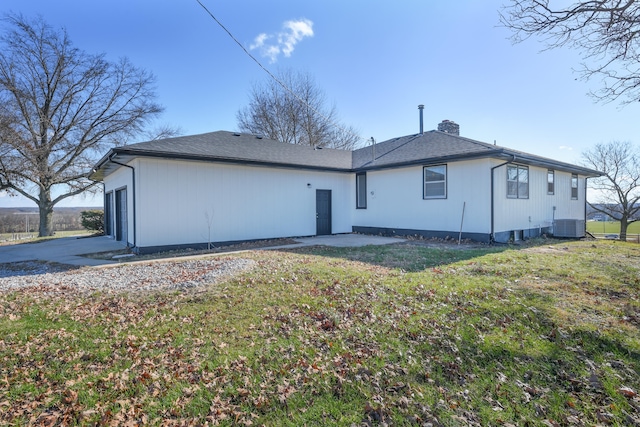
[438,120,460,136]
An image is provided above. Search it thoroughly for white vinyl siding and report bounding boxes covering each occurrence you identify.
[423,165,446,199]
[353,160,492,235]
[493,163,586,236]
[131,158,352,248]
[101,154,589,250]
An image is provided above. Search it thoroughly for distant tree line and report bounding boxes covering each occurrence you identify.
[0,208,90,234]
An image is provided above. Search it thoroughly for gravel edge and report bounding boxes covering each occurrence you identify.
[0,257,256,294]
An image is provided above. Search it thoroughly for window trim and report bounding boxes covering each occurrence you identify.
[356,172,367,209]
[571,173,578,200]
[547,170,555,195]
[506,164,529,199]
[423,164,447,199]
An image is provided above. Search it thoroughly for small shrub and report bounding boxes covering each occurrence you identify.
[81,210,104,234]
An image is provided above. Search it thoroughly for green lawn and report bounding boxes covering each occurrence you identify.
[1,240,639,426]
[587,220,640,235]
[0,230,91,245]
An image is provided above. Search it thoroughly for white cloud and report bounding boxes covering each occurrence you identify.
[250,19,314,63]
[559,145,574,151]
[250,33,269,49]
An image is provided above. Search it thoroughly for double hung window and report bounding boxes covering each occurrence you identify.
[547,170,555,195]
[507,165,529,199]
[571,174,578,199]
[423,165,446,199]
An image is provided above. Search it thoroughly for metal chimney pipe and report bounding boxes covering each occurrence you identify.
[418,104,424,134]
[370,137,375,162]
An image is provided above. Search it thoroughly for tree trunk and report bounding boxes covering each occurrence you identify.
[619,218,628,242]
[38,190,54,237]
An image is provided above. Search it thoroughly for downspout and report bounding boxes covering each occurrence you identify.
[490,155,516,242]
[109,155,137,248]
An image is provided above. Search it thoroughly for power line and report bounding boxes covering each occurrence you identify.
[195,0,364,147]
[196,0,273,84]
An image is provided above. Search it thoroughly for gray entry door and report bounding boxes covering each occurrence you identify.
[316,189,332,235]
[115,188,128,243]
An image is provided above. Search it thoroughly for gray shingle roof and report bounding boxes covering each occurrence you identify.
[91,131,353,180]
[352,131,502,169]
[91,129,601,180]
[355,131,600,176]
[116,131,352,169]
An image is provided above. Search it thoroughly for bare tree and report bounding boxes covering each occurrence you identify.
[582,141,640,240]
[500,1,640,105]
[236,69,360,149]
[0,14,164,236]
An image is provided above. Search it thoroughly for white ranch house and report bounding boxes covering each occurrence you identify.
[91,119,601,253]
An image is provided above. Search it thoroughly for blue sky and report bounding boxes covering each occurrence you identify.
[1,0,638,207]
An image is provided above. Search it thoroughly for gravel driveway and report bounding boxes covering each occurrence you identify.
[0,257,255,294]
[0,233,407,294]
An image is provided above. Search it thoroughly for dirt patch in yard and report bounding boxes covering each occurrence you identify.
[400,237,489,250]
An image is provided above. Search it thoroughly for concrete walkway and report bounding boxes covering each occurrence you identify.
[0,233,405,267]
[0,235,127,266]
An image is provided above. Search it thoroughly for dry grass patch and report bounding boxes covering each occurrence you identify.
[0,239,638,426]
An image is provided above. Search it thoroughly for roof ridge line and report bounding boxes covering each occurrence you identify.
[354,134,422,168]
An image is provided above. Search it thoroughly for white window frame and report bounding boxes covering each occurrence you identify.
[547,170,555,195]
[507,165,529,199]
[423,165,447,199]
[571,174,578,199]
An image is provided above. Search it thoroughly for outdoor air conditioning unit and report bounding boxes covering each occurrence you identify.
[553,219,585,238]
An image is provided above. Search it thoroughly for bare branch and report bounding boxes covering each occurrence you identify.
[236,68,361,149]
[0,14,163,236]
[582,140,640,239]
[500,0,640,105]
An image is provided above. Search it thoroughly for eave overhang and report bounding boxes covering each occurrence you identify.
[353,148,602,177]
[91,145,602,182]
[90,147,353,181]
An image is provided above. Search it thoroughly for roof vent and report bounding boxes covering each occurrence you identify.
[233,132,241,136]
[255,135,263,139]
[437,120,459,136]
